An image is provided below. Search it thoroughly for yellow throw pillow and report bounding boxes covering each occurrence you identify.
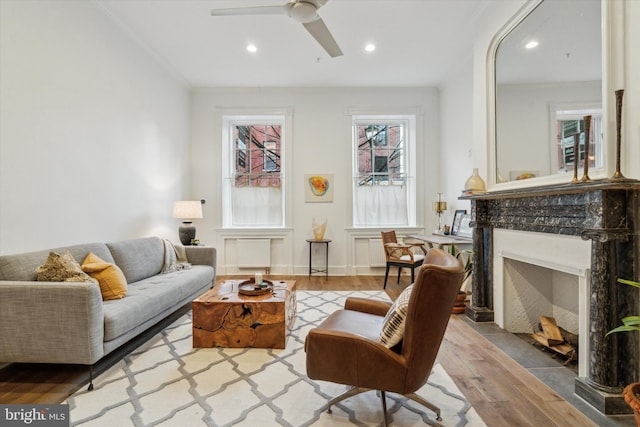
[82,252,127,300]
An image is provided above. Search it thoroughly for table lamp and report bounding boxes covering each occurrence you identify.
[173,200,203,245]
[432,193,447,233]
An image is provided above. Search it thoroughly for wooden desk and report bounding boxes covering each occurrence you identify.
[192,279,297,349]
[407,234,472,250]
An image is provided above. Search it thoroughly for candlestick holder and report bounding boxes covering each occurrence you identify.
[580,115,592,182]
[611,89,626,180]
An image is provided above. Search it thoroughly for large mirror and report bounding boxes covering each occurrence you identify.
[495,0,602,184]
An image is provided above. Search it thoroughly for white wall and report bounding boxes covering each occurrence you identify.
[190,87,440,275]
[0,1,190,254]
[440,55,474,221]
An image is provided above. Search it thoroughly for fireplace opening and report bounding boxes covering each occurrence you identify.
[503,258,581,374]
[516,326,579,375]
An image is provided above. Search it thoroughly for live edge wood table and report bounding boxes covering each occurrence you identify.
[192,279,297,349]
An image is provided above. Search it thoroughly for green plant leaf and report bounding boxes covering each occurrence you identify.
[606,325,640,336]
[618,278,640,288]
[621,316,640,326]
[606,278,640,337]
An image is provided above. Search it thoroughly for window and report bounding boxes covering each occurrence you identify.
[263,141,278,172]
[555,108,603,173]
[352,115,416,227]
[222,115,286,228]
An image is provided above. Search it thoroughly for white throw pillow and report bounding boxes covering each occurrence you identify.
[379,284,413,348]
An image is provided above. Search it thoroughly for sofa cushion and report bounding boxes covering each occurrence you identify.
[0,243,114,281]
[35,251,97,284]
[106,237,164,283]
[82,252,128,300]
[102,266,213,341]
[379,284,413,348]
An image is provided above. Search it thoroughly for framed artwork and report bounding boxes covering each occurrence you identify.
[305,174,333,203]
[456,213,473,238]
[450,209,467,236]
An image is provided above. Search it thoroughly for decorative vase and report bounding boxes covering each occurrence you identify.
[464,168,486,193]
[623,382,640,427]
[312,218,327,241]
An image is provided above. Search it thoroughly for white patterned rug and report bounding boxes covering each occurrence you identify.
[66,290,486,427]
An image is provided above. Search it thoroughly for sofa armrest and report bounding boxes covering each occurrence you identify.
[0,281,105,365]
[184,246,217,270]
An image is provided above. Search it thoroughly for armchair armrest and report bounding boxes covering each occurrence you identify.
[384,242,417,262]
[344,297,392,317]
[402,238,428,255]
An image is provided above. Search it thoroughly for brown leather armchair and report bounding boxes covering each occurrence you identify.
[305,248,464,425]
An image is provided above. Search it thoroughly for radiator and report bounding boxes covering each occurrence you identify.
[369,238,386,267]
[236,239,271,268]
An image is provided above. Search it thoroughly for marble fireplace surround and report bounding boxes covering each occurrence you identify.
[463,179,640,415]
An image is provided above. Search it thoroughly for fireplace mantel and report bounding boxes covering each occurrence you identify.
[461,179,640,414]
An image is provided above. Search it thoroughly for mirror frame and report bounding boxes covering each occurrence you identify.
[486,0,623,191]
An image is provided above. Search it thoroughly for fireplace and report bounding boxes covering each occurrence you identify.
[462,179,640,414]
[494,229,589,376]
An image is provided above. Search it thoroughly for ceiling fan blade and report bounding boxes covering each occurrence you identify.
[210,5,287,17]
[303,17,343,57]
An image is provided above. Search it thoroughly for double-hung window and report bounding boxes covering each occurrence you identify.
[222,115,286,228]
[352,115,416,227]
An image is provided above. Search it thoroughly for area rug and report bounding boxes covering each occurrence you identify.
[66,290,486,427]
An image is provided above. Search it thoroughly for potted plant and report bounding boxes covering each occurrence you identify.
[606,278,640,426]
[448,243,473,314]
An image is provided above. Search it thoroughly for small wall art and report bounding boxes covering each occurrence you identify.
[450,209,467,236]
[456,213,473,238]
[305,174,333,203]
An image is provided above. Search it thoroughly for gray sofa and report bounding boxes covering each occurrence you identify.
[0,237,215,375]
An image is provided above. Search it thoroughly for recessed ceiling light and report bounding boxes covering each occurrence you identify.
[246,43,257,53]
[365,43,376,53]
[525,40,539,49]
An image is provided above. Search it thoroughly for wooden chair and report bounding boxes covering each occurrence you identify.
[381,230,427,289]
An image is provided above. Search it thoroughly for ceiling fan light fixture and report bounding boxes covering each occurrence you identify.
[289,2,318,23]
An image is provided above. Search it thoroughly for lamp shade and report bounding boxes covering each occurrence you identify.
[173,201,203,219]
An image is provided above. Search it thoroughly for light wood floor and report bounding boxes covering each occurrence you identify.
[0,275,606,425]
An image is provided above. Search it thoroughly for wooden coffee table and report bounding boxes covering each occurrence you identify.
[192,279,296,349]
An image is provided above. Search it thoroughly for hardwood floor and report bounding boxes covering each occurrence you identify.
[0,275,628,426]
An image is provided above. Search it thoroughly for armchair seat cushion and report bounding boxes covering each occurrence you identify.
[314,309,384,342]
[398,254,425,262]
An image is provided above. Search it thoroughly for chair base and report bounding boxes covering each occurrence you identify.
[324,386,442,426]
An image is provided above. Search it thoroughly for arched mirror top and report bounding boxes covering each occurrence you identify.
[490,0,603,189]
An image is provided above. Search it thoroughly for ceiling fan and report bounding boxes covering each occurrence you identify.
[210,0,343,58]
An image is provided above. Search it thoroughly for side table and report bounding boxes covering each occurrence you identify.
[306,239,331,279]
